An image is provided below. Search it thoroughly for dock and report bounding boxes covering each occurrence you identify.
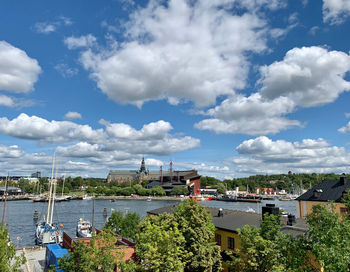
[16,246,46,272]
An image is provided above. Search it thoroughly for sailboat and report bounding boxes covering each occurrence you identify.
[35,155,63,245]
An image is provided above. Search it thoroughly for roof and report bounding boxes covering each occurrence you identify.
[296,177,350,202]
[148,204,308,235]
[147,204,261,232]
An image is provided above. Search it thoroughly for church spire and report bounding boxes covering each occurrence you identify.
[140,157,146,173]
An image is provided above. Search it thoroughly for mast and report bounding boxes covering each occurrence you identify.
[46,154,55,223]
[50,168,58,225]
[1,173,9,227]
[61,174,65,197]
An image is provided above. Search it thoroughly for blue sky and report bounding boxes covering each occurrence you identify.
[1,0,350,179]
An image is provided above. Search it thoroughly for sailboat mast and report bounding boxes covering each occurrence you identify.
[1,173,9,227]
[61,174,65,197]
[50,168,58,225]
[46,154,55,223]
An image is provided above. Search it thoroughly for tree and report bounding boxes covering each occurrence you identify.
[151,186,166,196]
[58,230,124,272]
[174,200,222,272]
[0,225,25,272]
[135,213,188,272]
[171,186,188,196]
[104,211,140,241]
[305,203,350,272]
[228,214,312,272]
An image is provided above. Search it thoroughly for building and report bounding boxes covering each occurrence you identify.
[107,157,149,183]
[147,203,316,272]
[296,176,350,218]
[62,231,136,270]
[107,159,201,195]
[0,186,23,196]
[146,168,201,196]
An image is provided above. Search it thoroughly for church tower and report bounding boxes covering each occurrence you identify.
[140,157,146,173]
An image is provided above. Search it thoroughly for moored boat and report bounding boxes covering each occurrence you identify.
[76,218,92,238]
[189,195,213,201]
[35,154,63,245]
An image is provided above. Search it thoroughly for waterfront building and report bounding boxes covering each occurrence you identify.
[0,186,23,195]
[296,176,350,218]
[107,159,201,195]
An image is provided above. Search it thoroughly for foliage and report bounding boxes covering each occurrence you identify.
[133,200,221,272]
[135,213,188,272]
[151,186,166,196]
[0,225,26,272]
[58,230,124,272]
[104,211,140,240]
[171,186,188,196]
[173,200,222,272]
[228,214,312,272]
[305,203,350,272]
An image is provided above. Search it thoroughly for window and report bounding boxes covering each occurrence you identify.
[215,234,221,246]
[340,207,349,214]
[228,237,235,250]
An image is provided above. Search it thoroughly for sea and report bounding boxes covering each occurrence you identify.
[0,198,297,246]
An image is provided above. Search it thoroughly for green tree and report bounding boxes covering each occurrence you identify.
[151,186,166,196]
[228,214,312,272]
[135,213,188,272]
[104,211,140,241]
[0,225,25,272]
[174,200,222,272]
[171,186,188,196]
[58,230,124,272]
[305,203,350,272]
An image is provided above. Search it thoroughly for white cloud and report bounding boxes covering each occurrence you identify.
[323,0,350,25]
[0,113,200,158]
[339,121,350,133]
[54,63,78,78]
[79,0,274,107]
[34,22,56,34]
[34,16,73,34]
[231,136,350,175]
[0,95,14,107]
[0,41,41,93]
[64,111,82,120]
[0,113,105,144]
[195,94,301,135]
[260,46,350,107]
[102,119,173,139]
[64,34,97,50]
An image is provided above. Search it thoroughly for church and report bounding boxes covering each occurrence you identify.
[106,158,201,195]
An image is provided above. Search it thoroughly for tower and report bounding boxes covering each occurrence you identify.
[140,157,146,173]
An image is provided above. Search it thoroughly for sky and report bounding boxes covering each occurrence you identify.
[1,0,350,179]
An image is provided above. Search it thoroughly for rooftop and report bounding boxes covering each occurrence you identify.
[147,204,308,235]
[296,177,350,203]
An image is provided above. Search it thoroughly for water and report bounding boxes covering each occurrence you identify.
[0,198,296,246]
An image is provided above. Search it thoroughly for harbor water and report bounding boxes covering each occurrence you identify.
[0,198,297,246]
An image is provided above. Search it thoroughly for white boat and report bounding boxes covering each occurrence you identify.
[76,218,92,238]
[147,196,152,201]
[83,194,94,200]
[35,154,63,245]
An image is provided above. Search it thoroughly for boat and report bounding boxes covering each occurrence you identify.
[83,194,94,200]
[216,196,237,202]
[189,195,213,201]
[35,154,63,245]
[76,218,92,238]
[147,196,152,201]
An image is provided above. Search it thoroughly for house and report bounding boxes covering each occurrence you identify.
[147,203,314,272]
[61,231,136,271]
[296,176,350,218]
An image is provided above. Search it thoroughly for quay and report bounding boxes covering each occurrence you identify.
[16,246,46,272]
